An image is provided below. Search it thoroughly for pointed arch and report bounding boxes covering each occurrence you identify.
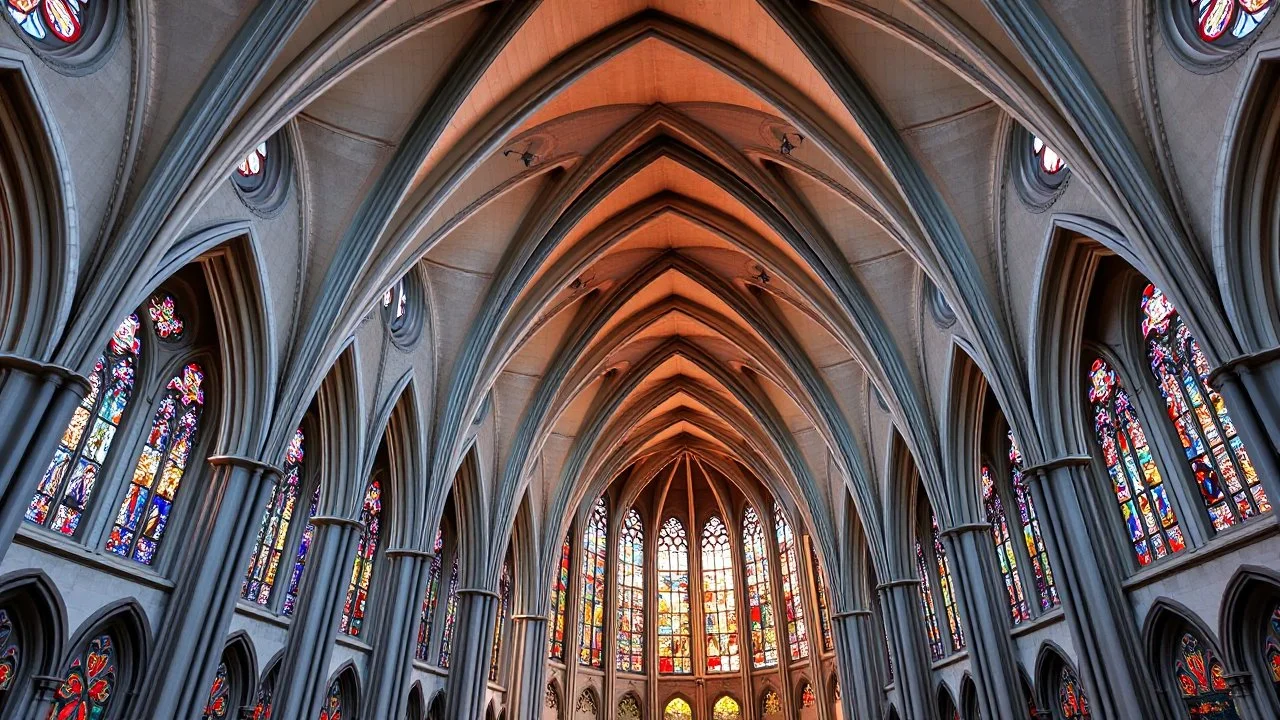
[1220,565,1280,709]
[54,599,151,720]
[0,569,65,714]
[1144,599,1243,719]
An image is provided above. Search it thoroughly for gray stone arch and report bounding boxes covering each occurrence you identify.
[428,689,446,720]
[1142,598,1242,720]
[0,569,65,717]
[406,681,424,720]
[211,631,257,717]
[1220,565,1280,714]
[1033,642,1089,719]
[56,598,151,720]
[958,673,979,720]
[324,660,361,717]
[935,681,958,720]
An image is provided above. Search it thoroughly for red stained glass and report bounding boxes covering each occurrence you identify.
[200,662,230,719]
[1058,665,1090,719]
[701,516,740,673]
[340,478,382,637]
[7,0,85,44]
[774,505,809,660]
[578,497,608,667]
[1192,0,1272,42]
[1264,605,1280,696]
[981,465,1030,624]
[243,428,305,606]
[1173,633,1241,718]
[743,506,778,667]
[147,293,185,340]
[48,634,115,720]
[317,679,343,720]
[931,514,965,651]
[1008,433,1059,610]
[0,609,18,700]
[800,682,816,707]
[616,508,645,672]
[549,534,571,660]
[810,546,833,652]
[237,143,267,178]
[415,530,445,661]
[915,537,944,661]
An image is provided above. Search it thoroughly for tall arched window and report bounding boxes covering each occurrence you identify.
[490,560,511,682]
[50,633,117,719]
[809,546,833,652]
[29,314,141,535]
[701,515,740,672]
[981,464,1029,624]
[243,428,305,606]
[318,677,343,720]
[283,486,320,616]
[742,506,778,668]
[1087,357,1186,565]
[579,497,608,667]
[915,537,944,661]
[657,517,692,674]
[250,664,276,720]
[201,662,230,719]
[0,610,17,706]
[1058,666,1091,719]
[1141,284,1270,530]
[107,361,206,565]
[930,514,964,651]
[341,478,383,637]
[438,554,460,668]
[663,697,692,720]
[713,695,742,720]
[774,505,810,660]
[1172,633,1239,718]
[549,533,571,661]
[416,530,445,661]
[1265,605,1280,698]
[616,508,645,672]
[1008,433,1059,610]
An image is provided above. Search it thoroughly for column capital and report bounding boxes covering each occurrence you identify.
[309,515,364,530]
[207,455,281,477]
[1208,346,1280,386]
[939,522,992,538]
[0,353,92,394]
[876,578,921,590]
[384,547,434,560]
[511,614,548,623]
[1021,455,1092,476]
[831,609,873,619]
[458,587,500,599]
[32,674,63,691]
[1223,671,1254,697]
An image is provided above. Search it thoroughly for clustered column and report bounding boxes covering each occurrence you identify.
[876,579,933,720]
[363,547,433,719]
[830,610,882,720]
[506,614,551,719]
[443,587,500,720]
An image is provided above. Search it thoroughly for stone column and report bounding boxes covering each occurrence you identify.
[27,673,63,719]
[363,547,433,719]
[876,579,933,720]
[269,516,363,720]
[506,615,550,720]
[830,610,881,720]
[0,357,89,557]
[1024,458,1162,720]
[139,456,278,719]
[940,523,1026,720]
[443,588,499,720]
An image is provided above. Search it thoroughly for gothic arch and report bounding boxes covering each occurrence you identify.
[212,631,258,716]
[428,689,446,720]
[1143,597,1242,718]
[324,661,362,716]
[406,682,425,720]
[0,569,65,714]
[1220,564,1280,711]
[958,674,979,720]
[58,599,151,719]
[1034,641,1087,718]
[935,681,958,720]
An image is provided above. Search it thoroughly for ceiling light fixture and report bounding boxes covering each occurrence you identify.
[503,146,536,167]
[779,132,804,155]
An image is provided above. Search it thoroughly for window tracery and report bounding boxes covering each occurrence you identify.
[663,697,692,720]
[7,0,87,44]
[800,682,816,707]
[616,508,644,672]
[249,665,275,720]
[438,554,460,668]
[981,464,1029,624]
[200,661,230,719]
[1190,0,1273,43]
[1008,433,1059,609]
[701,515,740,672]
[1032,136,1065,175]
[50,633,116,720]
[578,497,607,667]
[0,610,16,704]
[713,695,741,720]
[340,478,382,636]
[243,428,305,606]
[742,506,778,668]
[416,530,445,661]
[1172,633,1240,718]
[283,485,320,616]
[618,695,641,720]
[774,505,809,660]
[318,677,343,720]
[930,514,964,651]
[1058,666,1090,719]
[1266,605,1280,697]
[915,537,944,661]
[574,689,598,717]
[810,546,833,652]
[550,533,571,661]
[657,517,692,674]
[760,688,782,715]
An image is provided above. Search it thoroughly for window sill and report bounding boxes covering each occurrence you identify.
[335,632,373,654]
[1010,606,1065,639]
[931,648,969,671]
[234,599,291,629]
[412,660,448,679]
[1121,516,1279,591]
[14,525,174,591]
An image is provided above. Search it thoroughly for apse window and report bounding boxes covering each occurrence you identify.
[231,134,290,215]
[6,0,118,70]
[1015,128,1069,210]
[1168,0,1274,65]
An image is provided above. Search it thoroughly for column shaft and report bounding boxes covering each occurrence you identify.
[507,616,550,720]
[831,611,881,720]
[364,549,431,719]
[444,589,499,720]
[877,581,933,720]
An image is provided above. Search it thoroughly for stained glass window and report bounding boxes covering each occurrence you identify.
[1058,666,1090,719]
[549,533,571,660]
[713,696,741,720]
[742,506,778,668]
[243,428,305,606]
[618,695,641,720]
[49,634,116,720]
[930,514,964,651]
[1032,136,1065,175]
[1008,433,1059,610]
[1141,284,1271,531]
[250,666,275,720]
[237,143,268,178]
[809,546,833,652]
[1088,357,1187,565]
[616,508,645,672]
[981,465,1029,625]
[382,280,408,320]
[438,554,460,668]
[761,688,782,715]
[201,662,230,719]
[416,530,445,661]
[800,682,816,707]
[490,561,511,682]
[775,505,810,660]
[106,361,206,565]
[702,516,740,672]
[283,485,320,616]
[578,497,608,667]
[1173,633,1240,718]
[1266,605,1280,697]
[0,609,18,703]
[1190,0,1273,43]
[318,678,343,720]
[147,293,185,340]
[657,517,692,674]
[7,0,87,44]
[340,478,382,636]
[29,314,141,536]
[915,537,944,661]
[664,698,692,720]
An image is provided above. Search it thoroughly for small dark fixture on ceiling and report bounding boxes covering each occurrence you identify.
[752,264,771,284]
[779,132,804,155]
[503,146,536,167]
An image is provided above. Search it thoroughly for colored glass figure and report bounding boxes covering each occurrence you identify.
[656,517,692,674]
[29,314,141,536]
[201,662,230,719]
[1088,357,1187,565]
[49,634,115,720]
[243,428,305,606]
[809,546,834,652]
[340,478,382,636]
[415,530,445,661]
[1266,605,1280,697]
[317,679,342,720]
[742,506,779,668]
[1058,666,1091,719]
[237,142,268,178]
[490,561,511,681]
[575,690,598,716]
[930,514,965,651]
[1173,633,1241,718]
[7,0,86,43]
[1032,135,1065,175]
[106,362,206,564]
[250,668,275,720]
[438,555,460,668]
[147,293,185,340]
[616,508,645,672]
[549,533,571,660]
[701,515,740,673]
[1191,0,1273,42]
[800,682,817,707]
[713,696,741,720]
[915,537,944,661]
[761,688,782,715]
[774,504,810,660]
[0,609,18,701]
[578,497,608,667]
[664,698,692,720]
[1141,284,1271,530]
[981,465,1030,624]
[283,486,320,616]
[618,695,641,720]
[1008,433,1060,610]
